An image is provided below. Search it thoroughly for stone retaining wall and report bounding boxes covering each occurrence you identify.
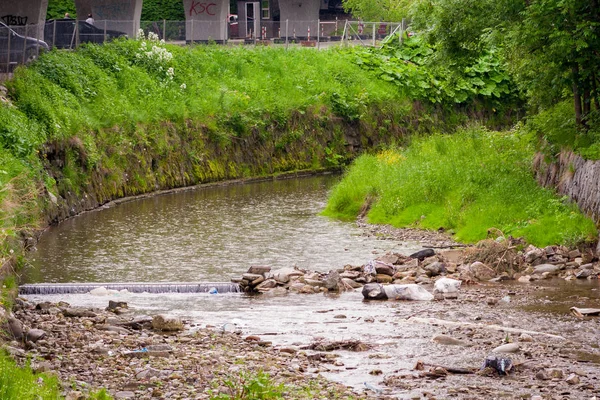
[534,151,600,223]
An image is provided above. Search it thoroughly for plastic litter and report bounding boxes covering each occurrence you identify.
[363,382,382,394]
[362,283,434,301]
[481,355,513,375]
[433,277,462,294]
[209,287,218,294]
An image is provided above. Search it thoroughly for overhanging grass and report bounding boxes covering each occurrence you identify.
[323,125,597,246]
[0,350,62,399]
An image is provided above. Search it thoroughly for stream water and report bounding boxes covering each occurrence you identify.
[22,175,600,398]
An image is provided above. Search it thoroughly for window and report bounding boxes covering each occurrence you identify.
[261,0,269,19]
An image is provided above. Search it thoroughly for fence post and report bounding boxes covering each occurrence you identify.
[191,19,194,45]
[317,19,320,49]
[163,19,166,40]
[285,19,288,49]
[104,20,107,43]
[372,23,375,46]
[52,19,56,48]
[22,24,28,64]
[6,24,10,72]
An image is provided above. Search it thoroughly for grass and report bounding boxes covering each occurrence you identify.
[0,350,62,399]
[323,125,597,247]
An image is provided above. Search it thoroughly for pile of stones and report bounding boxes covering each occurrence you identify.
[232,243,600,295]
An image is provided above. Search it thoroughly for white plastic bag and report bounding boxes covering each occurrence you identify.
[383,284,434,301]
[433,277,462,294]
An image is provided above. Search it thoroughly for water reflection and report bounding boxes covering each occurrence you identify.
[25,175,422,283]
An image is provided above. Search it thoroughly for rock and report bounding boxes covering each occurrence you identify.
[469,262,496,281]
[439,249,464,263]
[414,275,431,284]
[324,270,340,291]
[242,273,263,282]
[576,269,594,279]
[65,391,84,400]
[432,334,466,346]
[535,369,550,380]
[63,308,97,318]
[374,264,394,276]
[114,391,136,399]
[376,254,399,265]
[548,368,564,379]
[519,333,533,342]
[361,283,387,300]
[107,300,128,310]
[136,368,163,379]
[340,270,361,279]
[26,329,46,343]
[568,249,581,259]
[409,249,435,261]
[525,248,545,263]
[376,274,393,284]
[533,264,560,274]
[424,261,446,277]
[96,325,130,335]
[492,343,520,353]
[255,279,277,291]
[271,267,304,284]
[7,315,24,340]
[151,315,184,332]
[565,373,580,385]
[248,266,271,275]
[32,361,53,373]
[341,278,362,289]
[517,275,532,282]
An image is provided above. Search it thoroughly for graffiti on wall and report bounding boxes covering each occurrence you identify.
[1,15,28,26]
[189,1,217,17]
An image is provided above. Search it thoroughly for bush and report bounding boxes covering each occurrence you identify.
[323,125,597,246]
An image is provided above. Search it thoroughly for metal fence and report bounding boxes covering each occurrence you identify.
[0,18,407,71]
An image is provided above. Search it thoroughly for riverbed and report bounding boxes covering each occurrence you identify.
[22,175,600,399]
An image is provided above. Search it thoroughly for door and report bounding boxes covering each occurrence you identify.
[245,2,260,38]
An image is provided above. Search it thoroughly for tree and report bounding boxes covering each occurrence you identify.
[342,0,413,22]
[410,0,600,130]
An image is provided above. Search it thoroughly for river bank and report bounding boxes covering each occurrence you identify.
[7,250,600,400]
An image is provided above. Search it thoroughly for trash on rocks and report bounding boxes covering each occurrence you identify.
[362,283,434,301]
[570,307,600,317]
[433,277,462,294]
[481,355,513,375]
[208,287,218,294]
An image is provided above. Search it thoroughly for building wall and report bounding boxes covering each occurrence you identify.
[75,0,143,38]
[183,0,228,41]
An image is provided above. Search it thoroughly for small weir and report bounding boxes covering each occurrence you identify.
[19,282,241,295]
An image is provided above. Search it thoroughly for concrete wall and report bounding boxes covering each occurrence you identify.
[279,0,320,39]
[183,0,229,42]
[0,0,48,39]
[75,0,143,38]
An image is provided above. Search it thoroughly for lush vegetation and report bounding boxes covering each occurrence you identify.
[324,126,597,246]
[0,350,62,399]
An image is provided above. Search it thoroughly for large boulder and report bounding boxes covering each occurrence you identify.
[151,314,183,332]
[469,261,496,281]
[271,267,304,284]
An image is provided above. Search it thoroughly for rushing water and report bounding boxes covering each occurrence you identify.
[24,175,422,284]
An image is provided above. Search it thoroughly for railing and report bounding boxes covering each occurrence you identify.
[0,18,406,71]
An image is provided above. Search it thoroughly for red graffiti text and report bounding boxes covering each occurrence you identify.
[189,1,217,16]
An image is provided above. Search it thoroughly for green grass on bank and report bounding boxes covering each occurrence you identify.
[0,350,62,399]
[323,125,597,246]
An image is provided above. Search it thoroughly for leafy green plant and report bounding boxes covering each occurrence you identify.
[0,350,62,399]
[209,370,285,400]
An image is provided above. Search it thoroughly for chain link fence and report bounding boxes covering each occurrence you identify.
[0,18,407,71]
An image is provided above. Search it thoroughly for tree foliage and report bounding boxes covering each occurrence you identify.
[342,0,412,22]
[410,0,600,131]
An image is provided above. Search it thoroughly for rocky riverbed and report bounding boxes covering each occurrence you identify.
[4,236,600,399]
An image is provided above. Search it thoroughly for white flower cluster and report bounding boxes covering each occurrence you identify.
[136,41,173,64]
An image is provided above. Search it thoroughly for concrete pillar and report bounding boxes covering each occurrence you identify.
[278,0,320,39]
[183,0,229,42]
[74,0,143,38]
[0,0,48,39]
